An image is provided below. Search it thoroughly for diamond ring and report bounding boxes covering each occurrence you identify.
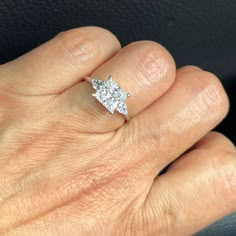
[85,75,130,117]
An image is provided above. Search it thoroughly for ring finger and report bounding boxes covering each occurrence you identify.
[60,40,176,132]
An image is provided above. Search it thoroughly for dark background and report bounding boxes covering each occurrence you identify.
[0,0,235,234]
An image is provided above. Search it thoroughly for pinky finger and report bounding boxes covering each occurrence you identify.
[140,132,236,236]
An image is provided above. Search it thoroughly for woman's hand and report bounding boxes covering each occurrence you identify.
[0,26,235,236]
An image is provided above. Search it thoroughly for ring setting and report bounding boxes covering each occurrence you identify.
[88,75,130,116]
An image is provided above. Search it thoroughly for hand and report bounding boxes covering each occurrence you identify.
[0,26,235,236]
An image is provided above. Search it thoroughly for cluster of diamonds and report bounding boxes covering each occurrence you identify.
[92,76,130,115]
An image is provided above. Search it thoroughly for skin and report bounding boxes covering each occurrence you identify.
[0,26,235,236]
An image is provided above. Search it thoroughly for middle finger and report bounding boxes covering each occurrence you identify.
[122,66,229,173]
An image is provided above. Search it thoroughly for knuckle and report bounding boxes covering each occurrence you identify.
[56,29,100,67]
[134,41,176,86]
[190,71,229,117]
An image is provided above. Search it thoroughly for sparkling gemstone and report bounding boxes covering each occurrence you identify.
[92,76,129,115]
[117,101,128,115]
[91,79,105,90]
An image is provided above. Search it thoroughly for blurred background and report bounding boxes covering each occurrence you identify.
[0,0,235,235]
